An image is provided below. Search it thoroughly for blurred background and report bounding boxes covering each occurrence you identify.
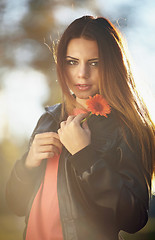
[0,0,155,239]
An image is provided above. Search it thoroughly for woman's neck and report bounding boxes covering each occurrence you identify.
[76,97,88,110]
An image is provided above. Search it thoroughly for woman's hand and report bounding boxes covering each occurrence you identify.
[58,113,91,155]
[25,132,62,169]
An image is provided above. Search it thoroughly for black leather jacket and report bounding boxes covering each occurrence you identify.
[6,103,151,240]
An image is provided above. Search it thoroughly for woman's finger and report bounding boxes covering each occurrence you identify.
[73,113,89,124]
[66,115,75,125]
[35,132,60,140]
[60,120,66,129]
[37,151,55,160]
[37,137,62,149]
[38,144,61,155]
[34,133,62,148]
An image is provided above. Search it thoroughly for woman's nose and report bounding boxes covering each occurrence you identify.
[78,63,89,79]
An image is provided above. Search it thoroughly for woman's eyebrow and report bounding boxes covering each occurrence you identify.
[66,56,99,61]
[66,56,79,60]
[88,58,99,62]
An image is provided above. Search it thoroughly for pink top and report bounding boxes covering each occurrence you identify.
[26,154,63,240]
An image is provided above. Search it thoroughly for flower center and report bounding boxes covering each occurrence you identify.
[94,102,103,111]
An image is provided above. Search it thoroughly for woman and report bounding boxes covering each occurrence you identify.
[6,16,155,240]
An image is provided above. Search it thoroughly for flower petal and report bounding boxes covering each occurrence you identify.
[86,94,111,117]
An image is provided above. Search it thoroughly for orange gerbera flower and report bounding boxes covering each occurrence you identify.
[86,94,111,117]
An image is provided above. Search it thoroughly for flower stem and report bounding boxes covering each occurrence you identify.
[81,112,92,124]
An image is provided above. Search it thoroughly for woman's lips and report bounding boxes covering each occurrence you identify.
[75,84,91,91]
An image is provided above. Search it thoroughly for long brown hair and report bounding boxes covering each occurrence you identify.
[56,16,155,179]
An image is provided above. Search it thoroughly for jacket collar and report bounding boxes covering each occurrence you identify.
[45,103,62,123]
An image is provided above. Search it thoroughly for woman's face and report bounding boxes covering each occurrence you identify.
[65,38,100,107]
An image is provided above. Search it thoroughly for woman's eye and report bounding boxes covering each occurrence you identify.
[89,61,99,66]
[66,60,78,65]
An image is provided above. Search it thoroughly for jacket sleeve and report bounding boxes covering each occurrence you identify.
[5,112,49,216]
[69,125,150,233]
[5,153,43,216]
